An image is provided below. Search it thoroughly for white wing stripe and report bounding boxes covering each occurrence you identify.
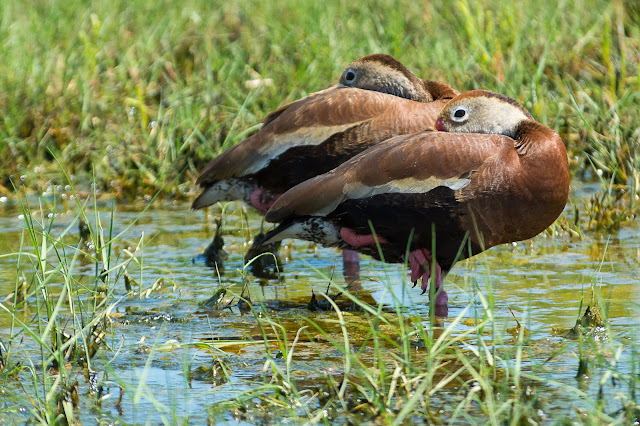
[244,123,365,175]
[344,176,470,198]
[311,176,470,216]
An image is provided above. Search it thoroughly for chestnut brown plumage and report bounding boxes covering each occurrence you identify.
[191,54,457,212]
[261,90,570,316]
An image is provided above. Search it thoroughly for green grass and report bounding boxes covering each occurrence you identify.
[1,0,640,423]
[1,0,639,228]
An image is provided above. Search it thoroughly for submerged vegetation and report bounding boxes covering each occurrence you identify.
[0,0,639,423]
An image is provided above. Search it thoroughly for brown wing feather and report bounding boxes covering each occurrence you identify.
[196,88,445,186]
[250,97,452,193]
[265,132,515,222]
[260,86,337,127]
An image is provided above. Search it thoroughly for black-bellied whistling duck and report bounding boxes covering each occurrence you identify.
[260,90,570,316]
[192,54,456,211]
[191,54,457,278]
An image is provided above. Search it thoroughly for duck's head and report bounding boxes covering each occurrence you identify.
[338,54,434,102]
[435,90,534,138]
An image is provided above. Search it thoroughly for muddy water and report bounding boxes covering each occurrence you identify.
[0,187,638,423]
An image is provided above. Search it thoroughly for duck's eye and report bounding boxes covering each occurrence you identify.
[343,69,357,84]
[451,107,468,121]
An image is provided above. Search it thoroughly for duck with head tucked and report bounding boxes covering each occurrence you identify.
[192,54,457,278]
[260,90,570,316]
[192,54,457,211]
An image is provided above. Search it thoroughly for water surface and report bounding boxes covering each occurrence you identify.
[0,189,638,423]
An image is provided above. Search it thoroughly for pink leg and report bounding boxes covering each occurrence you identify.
[339,227,387,281]
[337,229,447,313]
[342,249,360,282]
[339,227,389,247]
[250,188,281,212]
[408,248,448,316]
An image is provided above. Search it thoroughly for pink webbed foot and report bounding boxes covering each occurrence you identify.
[250,188,281,212]
[408,249,429,285]
[408,248,448,316]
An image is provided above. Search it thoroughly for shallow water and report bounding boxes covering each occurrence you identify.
[0,187,638,423]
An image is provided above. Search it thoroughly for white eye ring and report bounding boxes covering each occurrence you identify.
[451,107,468,122]
[342,68,357,84]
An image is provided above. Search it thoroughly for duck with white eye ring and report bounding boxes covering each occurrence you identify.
[451,107,468,121]
[191,54,458,280]
[259,90,571,317]
[435,105,472,131]
[337,55,450,103]
[342,68,357,84]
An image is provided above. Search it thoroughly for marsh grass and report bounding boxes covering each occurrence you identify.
[204,271,639,424]
[1,0,639,230]
[0,177,172,422]
[0,194,114,422]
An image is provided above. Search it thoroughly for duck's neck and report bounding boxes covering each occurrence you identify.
[513,120,569,204]
[422,80,457,100]
[513,120,556,156]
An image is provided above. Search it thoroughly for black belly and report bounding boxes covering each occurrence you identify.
[329,188,483,271]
